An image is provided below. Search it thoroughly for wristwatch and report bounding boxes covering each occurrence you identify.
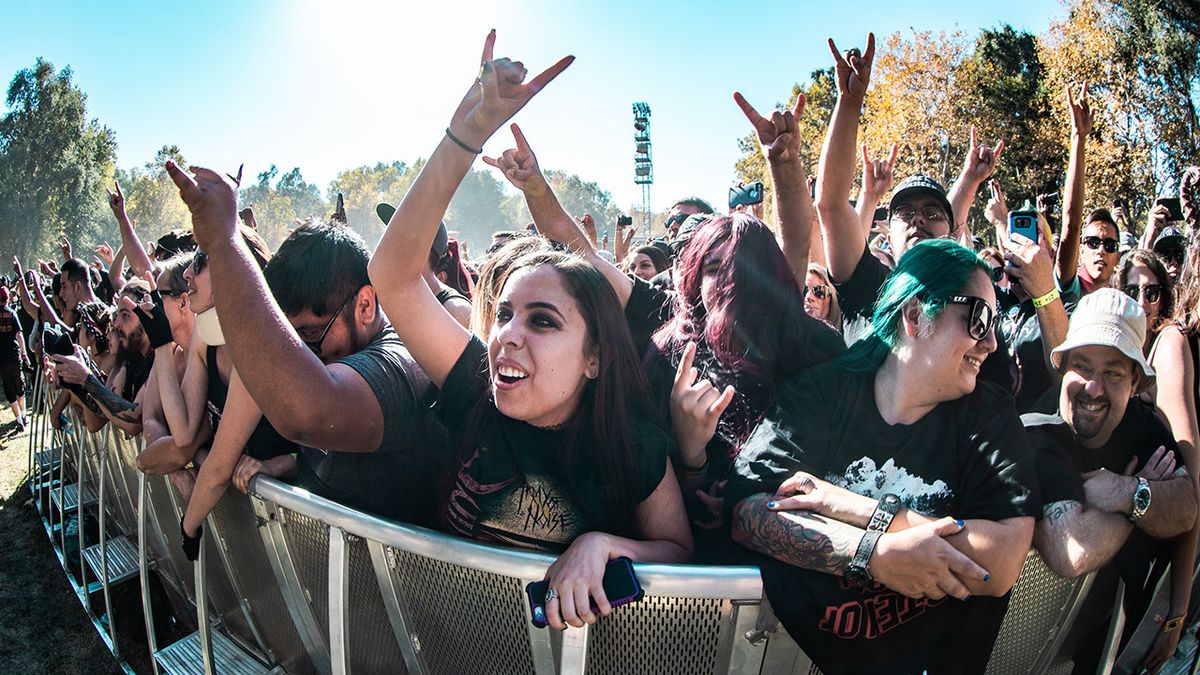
[1129,477,1152,523]
[846,529,883,588]
[867,493,901,532]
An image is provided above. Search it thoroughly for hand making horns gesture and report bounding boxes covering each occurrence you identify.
[828,33,875,99]
[733,91,805,164]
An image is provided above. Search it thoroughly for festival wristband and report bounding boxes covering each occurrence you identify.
[677,455,709,475]
[1031,288,1060,309]
[1162,615,1186,633]
[445,128,483,155]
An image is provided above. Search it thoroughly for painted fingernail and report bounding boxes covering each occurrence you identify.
[983,574,991,582]
[767,501,777,509]
[955,519,964,527]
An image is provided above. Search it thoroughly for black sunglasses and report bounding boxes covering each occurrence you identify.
[1081,236,1119,253]
[1157,247,1186,266]
[1123,284,1162,304]
[303,290,357,357]
[192,249,209,274]
[805,284,830,300]
[945,295,998,341]
[990,266,1006,284]
[664,213,689,229]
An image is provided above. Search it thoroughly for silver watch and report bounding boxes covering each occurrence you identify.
[1129,477,1152,523]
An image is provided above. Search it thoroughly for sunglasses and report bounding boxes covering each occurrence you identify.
[1081,236,1119,253]
[192,249,209,274]
[990,266,1006,284]
[891,206,948,223]
[1123,283,1162,304]
[664,213,689,229]
[945,295,998,341]
[1157,247,1186,266]
[805,284,830,300]
[303,290,357,357]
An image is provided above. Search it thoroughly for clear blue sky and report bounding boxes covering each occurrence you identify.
[1,0,1063,216]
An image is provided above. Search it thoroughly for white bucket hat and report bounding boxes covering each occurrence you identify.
[1051,288,1155,392]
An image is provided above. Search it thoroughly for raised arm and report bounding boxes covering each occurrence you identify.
[856,143,897,237]
[107,182,153,276]
[369,32,574,388]
[947,127,1004,245]
[734,90,814,285]
[816,34,875,282]
[983,180,1011,244]
[107,243,127,294]
[12,259,41,321]
[1003,229,1068,371]
[482,124,634,306]
[1057,83,1092,286]
[30,274,66,330]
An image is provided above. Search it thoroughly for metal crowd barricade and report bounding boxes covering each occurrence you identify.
[21,389,1151,675]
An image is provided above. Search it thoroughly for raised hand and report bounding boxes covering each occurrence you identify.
[106,181,128,220]
[579,214,599,249]
[1003,227,1055,299]
[481,123,543,192]
[238,206,258,230]
[615,223,636,261]
[733,91,805,164]
[828,33,875,99]
[861,143,898,198]
[670,342,735,469]
[450,30,574,148]
[165,160,241,250]
[961,126,1004,186]
[985,180,1009,228]
[1067,82,1093,137]
[59,237,73,261]
[95,242,114,265]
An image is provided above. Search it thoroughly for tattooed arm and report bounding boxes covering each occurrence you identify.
[82,373,138,416]
[732,494,991,599]
[1033,499,1133,578]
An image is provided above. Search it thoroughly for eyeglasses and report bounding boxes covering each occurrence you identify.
[192,249,209,274]
[945,295,998,341]
[664,213,689,229]
[805,284,830,300]
[1123,283,1162,304]
[891,206,948,223]
[990,266,1006,284]
[1081,236,1119,253]
[303,290,357,357]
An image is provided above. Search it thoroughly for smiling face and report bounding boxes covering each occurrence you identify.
[804,271,831,321]
[488,264,598,428]
[888,194,952,260]
[1059,344,1137,449]
[183,258,215,314]
[915,269,998,401]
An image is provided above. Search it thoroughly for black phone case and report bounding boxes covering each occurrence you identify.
[526,556,645,629]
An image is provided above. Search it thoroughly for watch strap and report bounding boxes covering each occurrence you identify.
[848,530,883,587]
[1129,477,1151,523]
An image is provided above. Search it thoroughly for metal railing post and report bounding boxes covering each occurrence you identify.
[329,526,350,675]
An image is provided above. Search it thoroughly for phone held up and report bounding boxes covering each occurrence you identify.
[1009,208,1039,244]
[1156,197,1184,223]
[617,215,633,227]
[526,557,645,628]
[729,182,764,210]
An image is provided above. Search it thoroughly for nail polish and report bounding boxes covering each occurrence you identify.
[983,574,990,582]
[955,519,964,527]
[767,501,777,509]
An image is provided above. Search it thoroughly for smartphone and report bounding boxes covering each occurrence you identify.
[1009,209,1039,243]
[729,182,764,209]
[526,557,644,628]
[617,215,633,227]
[1157,197,1183,222]
[873,206,888,223]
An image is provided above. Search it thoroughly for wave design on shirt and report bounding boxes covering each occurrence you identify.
[828,457,954,515]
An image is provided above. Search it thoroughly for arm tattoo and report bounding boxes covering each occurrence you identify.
[1042,500,1080,525]
[82,374,137,415]
[733,495,860,576]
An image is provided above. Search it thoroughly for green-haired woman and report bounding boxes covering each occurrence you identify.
[726,238,1039,675]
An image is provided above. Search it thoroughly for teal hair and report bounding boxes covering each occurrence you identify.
[841,239,990,372]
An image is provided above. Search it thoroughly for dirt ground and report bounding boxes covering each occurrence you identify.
[0,402,123,674]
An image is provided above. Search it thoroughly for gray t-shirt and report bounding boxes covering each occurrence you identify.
[292,323,451,525]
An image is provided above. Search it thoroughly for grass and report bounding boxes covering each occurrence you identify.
[0,401,122,674]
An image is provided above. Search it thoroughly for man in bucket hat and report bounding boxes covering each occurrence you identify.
[1024,288,1196,673]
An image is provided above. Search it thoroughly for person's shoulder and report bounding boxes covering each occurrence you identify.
[336,324,433,391]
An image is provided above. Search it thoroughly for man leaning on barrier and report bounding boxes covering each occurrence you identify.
[1024,288,1198,674]
[166,160,451,524]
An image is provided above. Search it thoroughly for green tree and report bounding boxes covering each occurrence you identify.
[239,165,328,247]
[116,145,193,244]
[443,167,516,253]
[0,59,117,262]
[503,169,623,238]
[327,160,413,246]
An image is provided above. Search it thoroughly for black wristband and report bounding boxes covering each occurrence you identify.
[139,290,175,348]
[181,515,203,562]
[445,127,483,155]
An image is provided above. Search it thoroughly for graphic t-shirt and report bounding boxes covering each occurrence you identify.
[725,361,1040,675]
[833,246,1016,393]
[0,305,23,364]
[1023,400,1176,671]
[292,324,452,525]
[435,336,670,552]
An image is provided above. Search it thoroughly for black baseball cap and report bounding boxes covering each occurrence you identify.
[1153,225,1185,253]
[376,203,449,258]
[889,175,954,225]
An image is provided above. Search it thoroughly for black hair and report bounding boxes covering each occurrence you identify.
[673,197,714,214]
[155,229,197,260]
[60,258,90,285]
[1086,208,1120,234]
[265,219,371,317]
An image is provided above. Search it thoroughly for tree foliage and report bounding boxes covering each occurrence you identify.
[238,165,327,248]
[115,145,193,244]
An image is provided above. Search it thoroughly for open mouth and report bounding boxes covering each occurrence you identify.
[495,364,529,386]
[963,356,983,372]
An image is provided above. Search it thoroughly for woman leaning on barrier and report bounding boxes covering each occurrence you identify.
[367,31,693,632]
[725,239,1039,675]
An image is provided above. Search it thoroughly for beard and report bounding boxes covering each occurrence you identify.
[118,325,150,357]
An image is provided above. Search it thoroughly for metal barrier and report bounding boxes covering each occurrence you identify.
[22,377,1138,675]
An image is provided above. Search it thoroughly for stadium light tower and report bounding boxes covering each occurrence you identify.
[632,102,653,236]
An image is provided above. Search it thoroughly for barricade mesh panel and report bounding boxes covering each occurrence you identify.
[984,553,1083,675]
[110,433,143,533]
[144,474,196,604]
[280,509,331,639]
[211,494,317,675]
[346,537,407,673]
[390,547,535,675]
[584,595,725,675]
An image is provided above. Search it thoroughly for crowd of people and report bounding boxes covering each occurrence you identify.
[4,30,1200,674]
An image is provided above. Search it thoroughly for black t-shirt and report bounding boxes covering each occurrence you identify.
[293,324,451,525]
[1023,400,1175,663]
[434,336,670,552]
[998,285,1079,414]
[833,246,1016,393]
[726,361,1040,675]
[624,274,675,357]
[0,305,23,363]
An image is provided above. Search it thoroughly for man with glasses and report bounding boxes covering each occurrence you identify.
[1024,288,1196,674]
[663,197,713,240]
[166,159,452,525]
